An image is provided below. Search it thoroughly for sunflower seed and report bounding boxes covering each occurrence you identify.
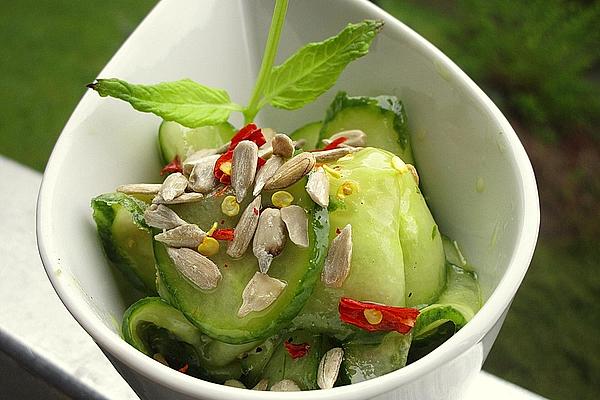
[116,183,162,195]
[154,224,206,248]
[253,208,287,274]
[166,247,221,290]
[227,196,262,258]
[232,140,258,203]
[253,155,284,196]
[182,149,218,175]
[306,167,330,208]
[317,347,344,389]
[270,379,300,391]
[188,154,219,193]
[322,129,367,147]
[280,205,309,248]
[312,147,361,163]
[238,272,287,317]
[259,137,304,159]
[264,152,316,191]
[271,134,295,158]
[322,224,352,288]
[223,379,246,389]
[152,192,204,205]
[252,379,269,391]
[159,172,188,201]
[144,204,187,229]
[294,139,306,149]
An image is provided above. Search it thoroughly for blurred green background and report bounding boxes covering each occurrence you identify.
[1,1,598,399]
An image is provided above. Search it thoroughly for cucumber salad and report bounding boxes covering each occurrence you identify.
[89,0,480,392]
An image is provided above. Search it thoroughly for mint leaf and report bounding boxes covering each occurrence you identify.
[88,78,241,128]
[259,20,383,110]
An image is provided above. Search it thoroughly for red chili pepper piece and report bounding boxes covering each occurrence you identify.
[322,136,348,151]
[178,363,189,374]
[230,123,267,149]
[257,156,266,169]
[213,124,267,183]
[338,297,419,334]
[284,340,311,359]
[212,228,235,241]
[214,150,233,184]
[161,155,183,176]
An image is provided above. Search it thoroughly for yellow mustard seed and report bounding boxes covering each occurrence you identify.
[198,237,220,256]
[219,161,232,176]
[206,222,218,236]
[336,180,359,199]
[363,309,383,325]
[271,190,294,208]
[391,156,409,173]
[322,164,341,179]
[221,195,240,216]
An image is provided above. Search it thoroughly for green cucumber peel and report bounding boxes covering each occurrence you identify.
[320,92,413,162]
[91,192,156,293]
[122,297,245,382]
[87,0,382,128]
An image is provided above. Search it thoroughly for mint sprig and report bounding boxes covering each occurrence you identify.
[87,0,382,128]
[257,20,384,112]
[88,78,242,128]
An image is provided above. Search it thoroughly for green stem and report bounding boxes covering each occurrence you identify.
[243,0,288,123]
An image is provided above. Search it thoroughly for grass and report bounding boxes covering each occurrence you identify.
[0,0,157,171]
[1,1,598,399]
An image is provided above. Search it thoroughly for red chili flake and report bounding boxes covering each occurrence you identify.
[214,185,230,197]
[335,227,341,234]
[212,228,235,241]
[338,297,420,334]
[284,340,311,359]
[322,136,348,151]
[230,123,267,149]
[257,156,266,169]
[214,150,233,184]
[178,363,189,374]
[220,219,225,225]
[253,207,259,216]
[160,155,182,175]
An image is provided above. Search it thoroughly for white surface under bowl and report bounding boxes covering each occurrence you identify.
[36,0,539,399]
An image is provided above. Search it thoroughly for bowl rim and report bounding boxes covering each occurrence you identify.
[36,0,540,398]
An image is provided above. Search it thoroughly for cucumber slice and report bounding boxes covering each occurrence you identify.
[122,297,242,382]
[293,148,444,338]
[290,121,322,150]
[158,120,235,163]
[200,339,261,368]
[398,169,446,307]
[413,264,481,340]
[241,335,282,387]
[259,331,331,390]
[341,331,412,384]
[91,193,156,293]
[122,297,201,353]
[155,179,329,344]
[320,92,414,163]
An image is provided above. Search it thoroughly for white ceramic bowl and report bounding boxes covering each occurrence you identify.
[37,0,539,399]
